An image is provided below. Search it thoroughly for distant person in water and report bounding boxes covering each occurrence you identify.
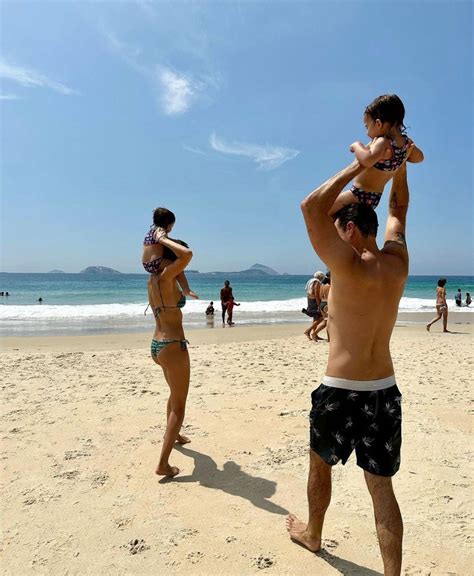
[142,207,198,301]
[206,301,215,316]
[226,297,240,326]
[455,288,462,307]
[206,301,215,327]
[466,293,472,307]
[38,297,43,303]
[426,278,449,333]
[220,280,233,326]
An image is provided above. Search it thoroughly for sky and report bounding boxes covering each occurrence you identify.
[1,0,472,275]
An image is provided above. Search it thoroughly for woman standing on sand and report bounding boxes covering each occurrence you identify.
[147,229,194,477]
[426,278,449,333]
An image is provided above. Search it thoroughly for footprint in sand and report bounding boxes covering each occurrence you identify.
[124,538,149,555]
[253,555,275,570]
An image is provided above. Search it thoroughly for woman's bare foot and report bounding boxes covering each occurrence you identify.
[176,434,191,444]
[304,331,312,341]
[312,334,323,342]
[155,464,180,477]
[286,514,321,553]
[426,324,430,331]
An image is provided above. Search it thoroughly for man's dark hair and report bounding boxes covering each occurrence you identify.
[153,207,176,228]
[365,94,406,131]
[333,203,379,238]
[224,280,230,287]
[162,238,188,262]
[437,278,447,287]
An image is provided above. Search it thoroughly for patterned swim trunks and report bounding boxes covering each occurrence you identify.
[309,379,402,477]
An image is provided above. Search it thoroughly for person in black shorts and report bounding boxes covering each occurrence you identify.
[287,157,413,576]
[310,377,402,476]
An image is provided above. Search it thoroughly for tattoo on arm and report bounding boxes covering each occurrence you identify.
[389,190,399,209]
[395,232,406,246]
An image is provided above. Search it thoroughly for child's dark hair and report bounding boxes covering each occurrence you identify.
[153,207,176,228]
[333,203,379,238]
[437,278,447,288]
[365,94,406,131]
[163,238,189,262]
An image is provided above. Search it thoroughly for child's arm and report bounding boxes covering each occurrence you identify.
[406,141,424,163]
[350,137,388,168]
[177,271,199,299]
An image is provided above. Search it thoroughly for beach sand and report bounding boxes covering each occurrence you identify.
[1,322,472,575]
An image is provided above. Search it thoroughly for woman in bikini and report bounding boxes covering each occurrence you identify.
[148,230,193,477]
[426,278,450,333]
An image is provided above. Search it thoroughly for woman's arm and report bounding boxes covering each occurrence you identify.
[159,236,193,278]
[350,137,388,167]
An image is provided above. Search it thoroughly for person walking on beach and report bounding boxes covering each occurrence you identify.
[455,288,462,307]
[310,275,331,342]
[287,157,413,576]
[220,280,233,326]
[303,271,324,339]
[147,232,194,478]
[426,278,449,332]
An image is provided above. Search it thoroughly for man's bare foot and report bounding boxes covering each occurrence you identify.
[312,334,323,342]
[304,331,312,341]
[176,434,191,444]
[155,464,180,477]
[426,324,430,331]
[443,329,451,333]
[286,514,321,553]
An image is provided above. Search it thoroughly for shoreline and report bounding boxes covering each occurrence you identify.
[1,311,472,341]
[1,320,472,354]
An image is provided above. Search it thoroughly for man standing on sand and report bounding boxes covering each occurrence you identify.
[287,160,411,576]
[220,280,233,326]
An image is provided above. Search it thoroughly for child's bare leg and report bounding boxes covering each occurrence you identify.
[329,189,359,217]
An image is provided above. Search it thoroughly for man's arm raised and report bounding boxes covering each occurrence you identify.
[383,164,409,269]
[301,161,364,271]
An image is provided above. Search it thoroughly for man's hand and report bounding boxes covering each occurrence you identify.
[350,141,364,153]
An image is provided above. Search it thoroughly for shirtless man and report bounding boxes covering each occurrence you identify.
[287,159,411,576]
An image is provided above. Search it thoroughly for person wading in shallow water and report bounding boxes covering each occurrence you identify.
[288,155,413,576]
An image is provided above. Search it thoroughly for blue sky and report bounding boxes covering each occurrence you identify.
[1,1,472,274]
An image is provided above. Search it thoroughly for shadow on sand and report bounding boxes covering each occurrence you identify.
[318,549,383,575]
[168,445,288,515]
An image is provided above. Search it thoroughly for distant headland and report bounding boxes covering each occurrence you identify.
[188,264,281,276]
[80,266,122,275]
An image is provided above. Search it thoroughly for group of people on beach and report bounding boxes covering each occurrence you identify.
[141,94,424,575]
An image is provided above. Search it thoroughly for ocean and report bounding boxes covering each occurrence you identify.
[0,273,472,336]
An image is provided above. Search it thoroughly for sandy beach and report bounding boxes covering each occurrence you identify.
[1,322,472,575]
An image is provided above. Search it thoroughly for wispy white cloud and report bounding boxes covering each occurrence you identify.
[183,144,207,155]
[0,58,78,95]
[159,68,197,115]
[102,29,143,70]
[209,132,300,171]
[101,27,206,117]
[0,92,21,101]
